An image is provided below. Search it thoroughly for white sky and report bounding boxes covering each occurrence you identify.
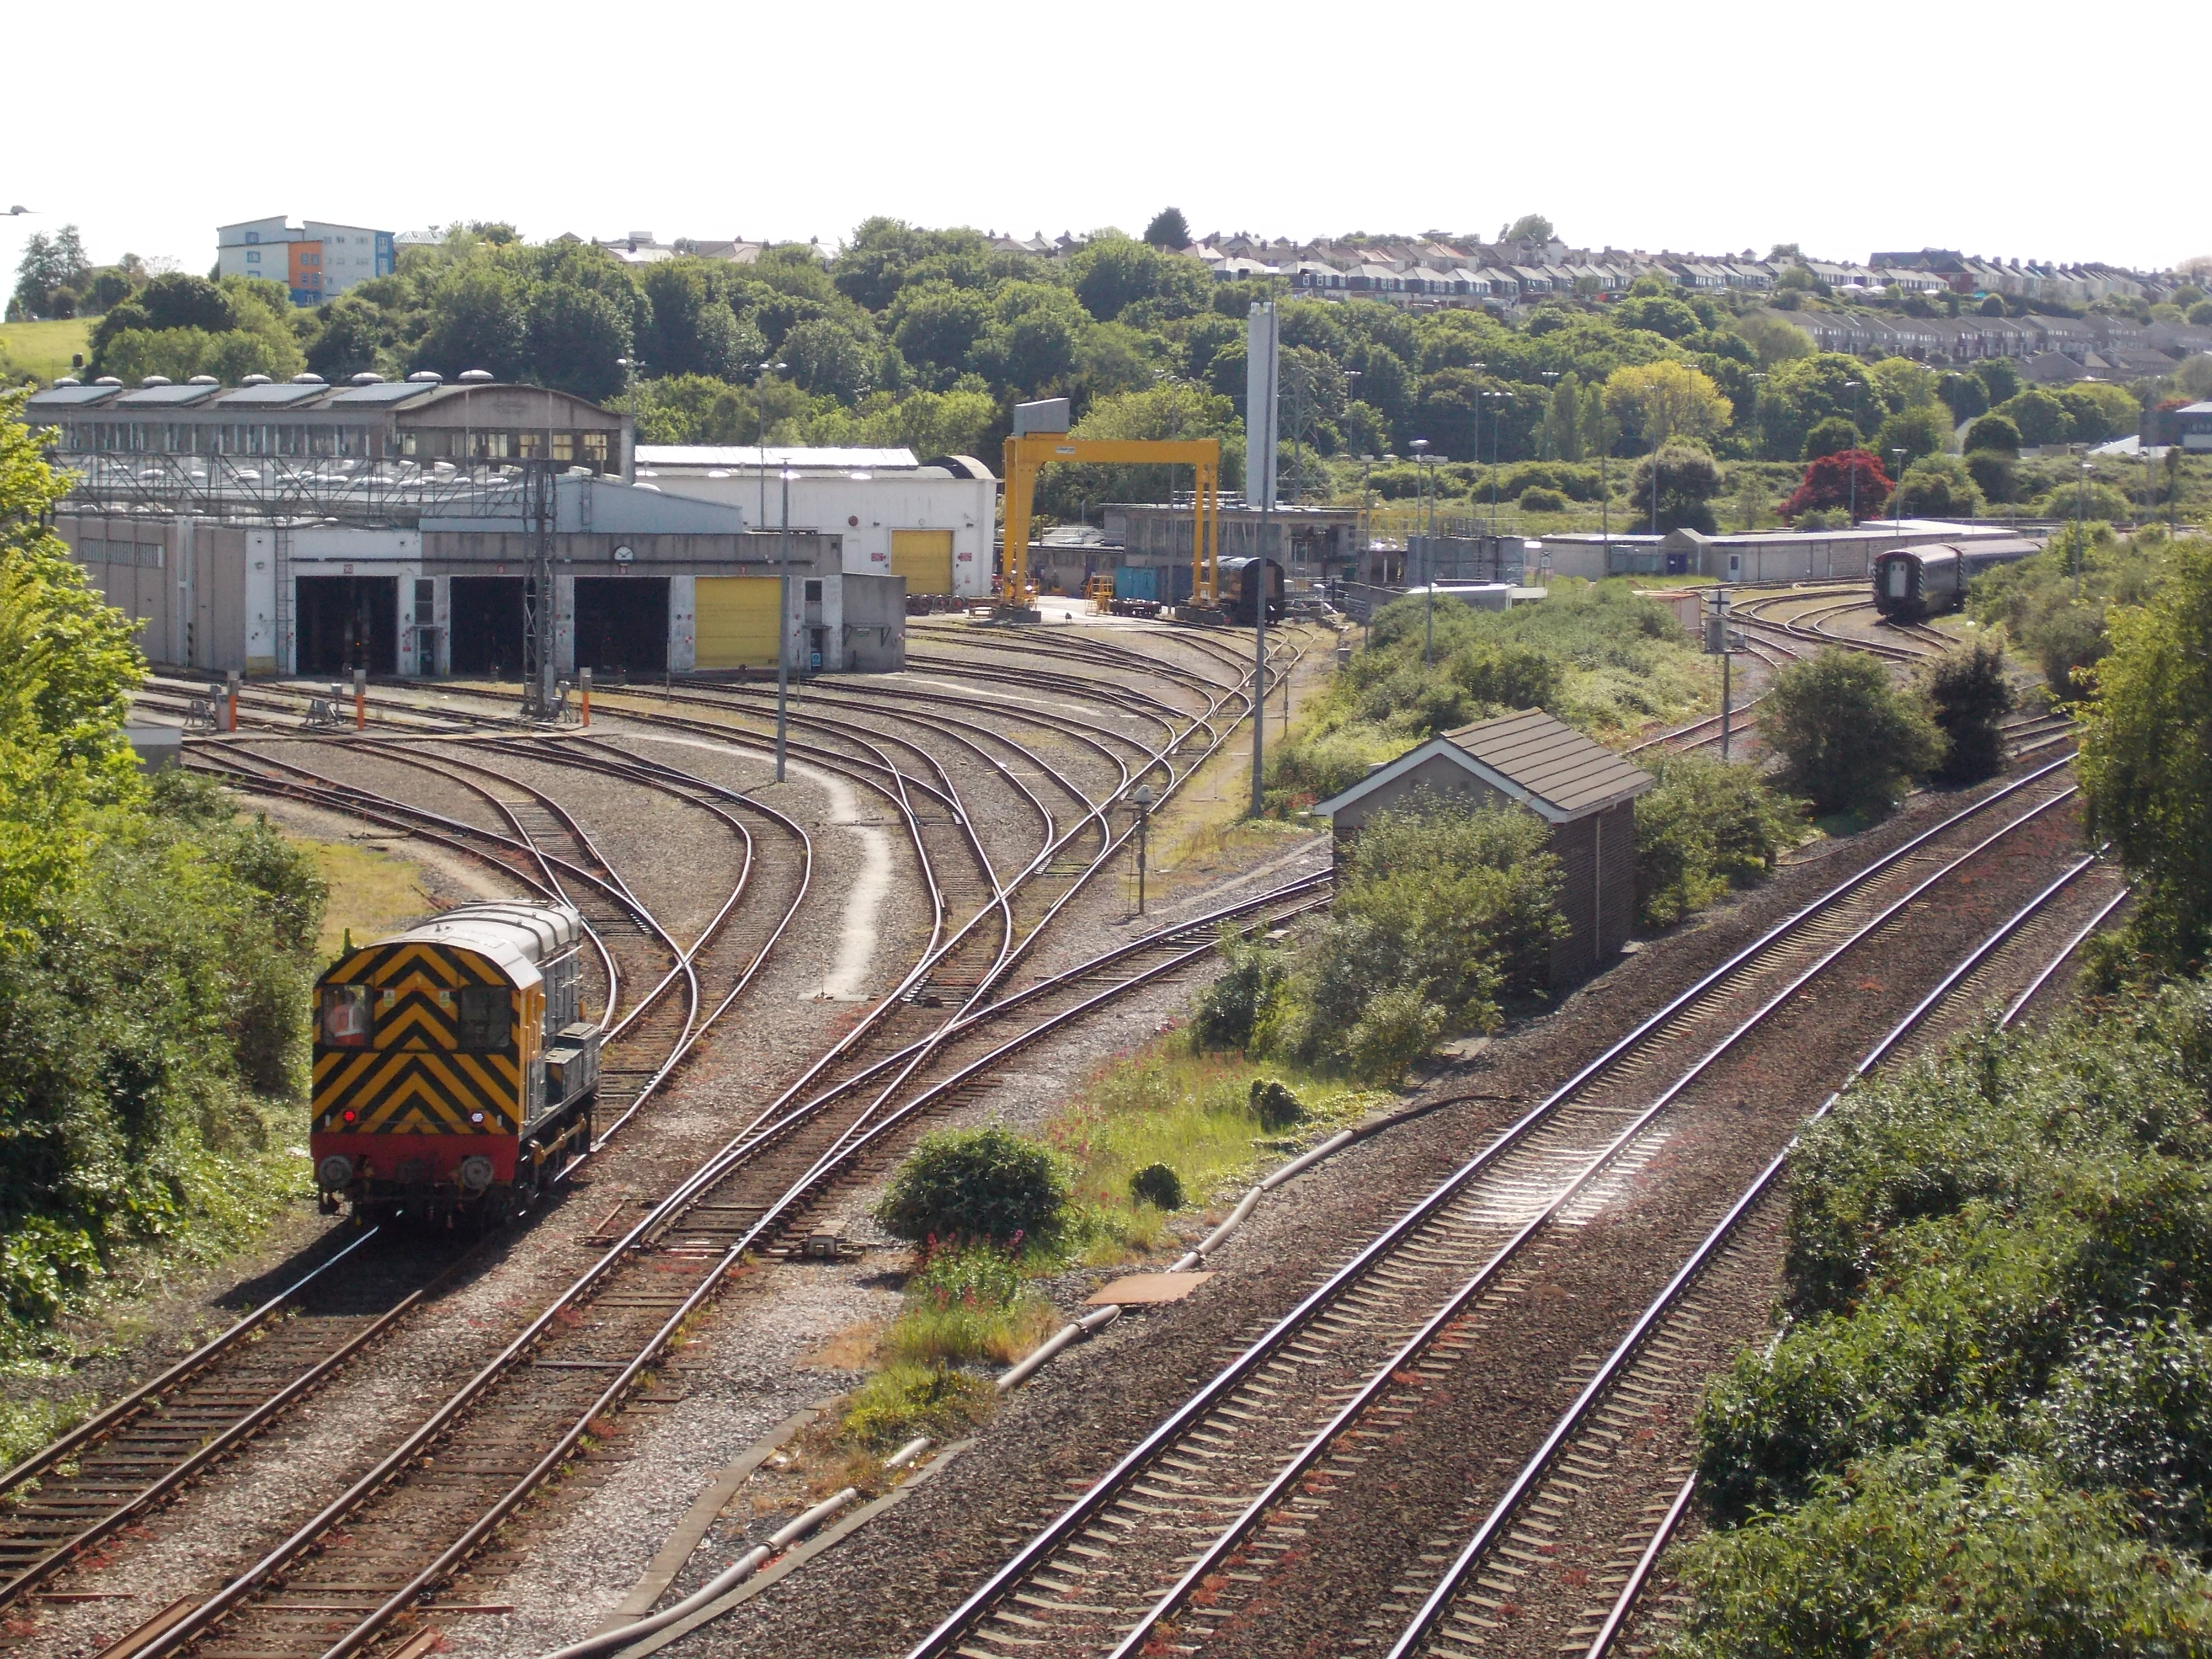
[6,0,2205,297]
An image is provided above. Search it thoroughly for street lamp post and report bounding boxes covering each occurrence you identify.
[1844,380,1863,521]
[1410,438,1434,663]
[755,359,787,529]
[1746,371,1767,460]
[776,466,797,781]
[2074,457,2092,596]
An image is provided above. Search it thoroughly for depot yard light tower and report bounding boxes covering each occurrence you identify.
[756,359,787,528]
[776,466,798,781]
[521,455,559,721]
[1844,380,1863,521]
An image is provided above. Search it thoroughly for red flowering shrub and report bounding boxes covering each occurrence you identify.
[1783,449,1894,520]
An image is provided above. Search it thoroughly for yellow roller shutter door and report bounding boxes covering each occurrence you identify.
[693,577,781,669]
[890,529,954,596]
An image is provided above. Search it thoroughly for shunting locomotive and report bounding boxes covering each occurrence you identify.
[311,901,601,1223]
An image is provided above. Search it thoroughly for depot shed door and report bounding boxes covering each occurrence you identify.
[890,530,954,596]
[693,577,782,669]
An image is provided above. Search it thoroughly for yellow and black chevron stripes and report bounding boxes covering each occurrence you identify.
[314,942,533,1136]
[313,1047,520,1134]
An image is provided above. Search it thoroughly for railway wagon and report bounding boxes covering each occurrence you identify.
[1872,541,2037,622]
[311,901,601,1224]
[1219,555,1286,626]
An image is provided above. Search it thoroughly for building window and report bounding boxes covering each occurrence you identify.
[580,432,608,469]
[476,432,510,459]
[552,433,574,462]
[246,250,261,264]
[245,230,259,244]
[517,432,543,458]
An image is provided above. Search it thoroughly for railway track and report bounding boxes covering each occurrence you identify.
[909,755,2091,1659]
[84,625,1296,1659]
[1380,850,2126,1659]
[0,739,812,1621]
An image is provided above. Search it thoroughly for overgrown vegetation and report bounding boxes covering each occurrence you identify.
[1266,583,1707,816]
[1970,522,2178,699]
[1632,753,1804,928]
[1668,990,2212,1657]
[1762,648,1943,817]
[0,391,327,1383]
[2079,536,2212,981]
[1191,797,1564,1080]
[1919,637,2015,785]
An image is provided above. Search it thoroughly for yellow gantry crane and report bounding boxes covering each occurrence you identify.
[1000,410,1221,619]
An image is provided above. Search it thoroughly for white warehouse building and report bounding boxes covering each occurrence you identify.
[636,446,996,602]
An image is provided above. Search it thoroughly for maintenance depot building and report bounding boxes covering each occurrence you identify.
[27,375,998,679]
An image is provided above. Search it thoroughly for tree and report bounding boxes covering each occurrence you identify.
[1998,388,2069,447]
[522,284,632,402]
[1067,232,1204,325]
[1919,640,2012,783]
[1758,352,1868,460]
[780,315,877,402]
[1937,372,1989,425]
[410,265,526,382]
[1603,360,1731,448]
[891,284,992,388]
[1545,372,1583,461]
[1971,357,2021,405]
[1506,214,1555,246]
[1764,649,1943,816]
[2055,381,2140,444]
[1802,416,1860,460]
[1782,449,1894,520]
[2079,540,2212,976]
[1889,456,1986,520]
[639,260,752,381]
[1873,403,1950,471]
[1612,295,1701,340]
[1628,443,1725,533]
[11,226,91,319]
[1142,207,1191,250]
[1964,413,2020,455]
[1733,312,1813,369]
[304,296,388,381]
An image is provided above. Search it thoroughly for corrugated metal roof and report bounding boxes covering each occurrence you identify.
[1443,709,1652,819]
[636,445,921,471]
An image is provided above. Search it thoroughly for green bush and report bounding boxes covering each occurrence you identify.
[1964,412,2021,455]
[1632,753,1804,928]
[1667,1461,2212,1659]
[1189,931,1290,1053]
[1127,1163,1184,1210]
[1517,485,1567,513]
[1887,456,1985,520]
[1281,798,1564,1077]
[2080,537,2212,978]
[1675,984,2212,1654]
[1962,447,2017,504]
[874,1127,1069,1247]
[1248,1078,1305,1131]
[1919,639,2014,783]
[1762,649,1943,816]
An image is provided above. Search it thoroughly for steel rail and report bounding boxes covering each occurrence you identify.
[908,755,2077,1658]
[1452,854,2112,1659]
[1102,787,2082,1659]
[134,627,1281,1659]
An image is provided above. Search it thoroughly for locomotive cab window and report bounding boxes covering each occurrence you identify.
[321,984,372,1047]
[457,986,509,1050]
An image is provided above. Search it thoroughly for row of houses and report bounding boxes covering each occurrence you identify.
[1771,308,2212,376]
[1178,234,2188,311]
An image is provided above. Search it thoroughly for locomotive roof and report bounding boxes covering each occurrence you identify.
[337,901,586,988]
